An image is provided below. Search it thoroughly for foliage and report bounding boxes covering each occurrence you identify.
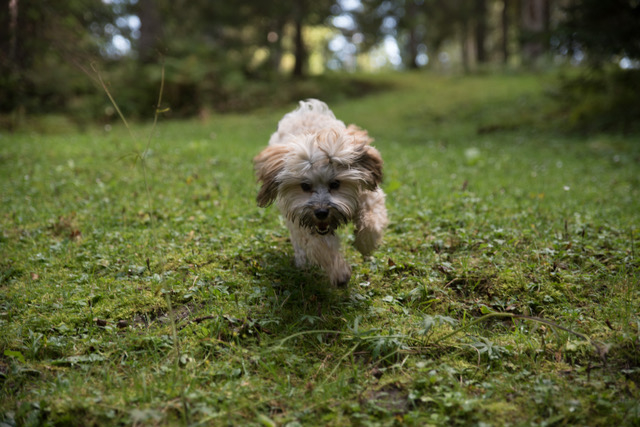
[70,62,391,121]
[1,72,639,425]
[552,0,640,134]
[0,0,116,115]
[555,68,640,133]
[1,0,341,121]
[349,0,476,67]
[558,0,640,64]
[3,0,640,132]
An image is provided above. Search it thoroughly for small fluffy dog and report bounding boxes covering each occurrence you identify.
[253,99,388,286]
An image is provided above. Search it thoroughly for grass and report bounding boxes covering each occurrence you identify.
[1,71,639,426]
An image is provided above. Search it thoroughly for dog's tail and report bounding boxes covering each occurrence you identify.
[269,99,344,145]
[296,99,336,119]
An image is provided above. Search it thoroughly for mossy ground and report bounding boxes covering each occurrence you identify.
[1,71,639,425]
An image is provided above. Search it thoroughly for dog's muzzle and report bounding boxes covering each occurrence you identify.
[314,209,330,235]
[296,205,347,236]
[315,222,331,235]
[314,208,329,220]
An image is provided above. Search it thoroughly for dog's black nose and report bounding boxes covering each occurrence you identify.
[314,208,329,220]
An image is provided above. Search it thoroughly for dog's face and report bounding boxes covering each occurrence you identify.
[277,152,362,235]
[254,127,383,235]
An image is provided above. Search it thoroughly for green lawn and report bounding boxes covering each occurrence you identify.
[1,71,639,426]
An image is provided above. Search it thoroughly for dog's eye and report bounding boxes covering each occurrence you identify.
[329,180,340,190]
[301,182,312,192]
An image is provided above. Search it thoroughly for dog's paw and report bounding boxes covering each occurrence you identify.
[353,230,379,256]
[294,253,308,269]
[330,264,352,287]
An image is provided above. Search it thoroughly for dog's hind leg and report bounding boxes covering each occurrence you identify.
[354,188,388,256]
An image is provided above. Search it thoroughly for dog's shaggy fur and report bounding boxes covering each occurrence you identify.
[253,99,388,286]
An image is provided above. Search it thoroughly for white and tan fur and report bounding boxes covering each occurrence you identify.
[254,99,388,286]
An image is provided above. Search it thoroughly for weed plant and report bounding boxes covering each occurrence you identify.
[1,72,639,425]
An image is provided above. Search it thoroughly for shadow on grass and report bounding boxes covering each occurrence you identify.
[124,246,368,345]
[247,248,369,336]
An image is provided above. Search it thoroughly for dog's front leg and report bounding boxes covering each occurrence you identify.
[354,188,388,256]
[286,220,309,268]
[286,220,351,286]
[308,234,352,287]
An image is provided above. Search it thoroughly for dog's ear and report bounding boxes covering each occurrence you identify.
[347,125,383,190]
[345,124,373,145]
[356,145,384,190]
[253,145,288,207]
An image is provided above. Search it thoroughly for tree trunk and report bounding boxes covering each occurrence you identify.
[138,0,163,63]
[520,0,547,64]
[407,26,419,69]
[1,0,33,114]
[405,0,420,69]
[475,0,487,63]
[461,18,470,73]
[0,0,18,62]
[268,20,285,74]
[292,16,306,77]
[502,0,510,64]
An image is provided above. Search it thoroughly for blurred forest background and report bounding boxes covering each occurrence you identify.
[1,0,639,131]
